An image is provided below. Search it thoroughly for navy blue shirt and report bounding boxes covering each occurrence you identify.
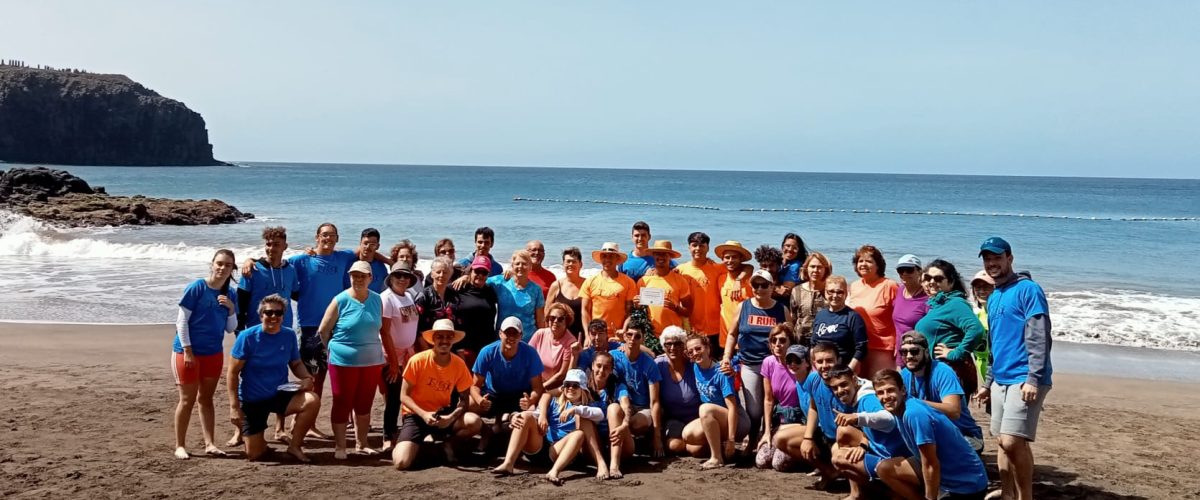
[812,307,868,366]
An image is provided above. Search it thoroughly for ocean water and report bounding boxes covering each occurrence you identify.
[1,162,1197,351]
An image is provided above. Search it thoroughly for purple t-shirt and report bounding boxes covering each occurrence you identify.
[760,355,800,407]
[891,283,930,337]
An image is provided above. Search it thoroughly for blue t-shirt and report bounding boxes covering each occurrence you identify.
[618,254,677,282]
[736,299,788,365]
[457,253,504,277]
[898,398,989,495]
[812,307,869,366]
[238,260,300,328]
[173,279,236,356]
[805,371,848,440]
[231,325,300,403]
[902,361,983,439]
[290,250,357,328]
[366,259,389,294]
[655,356,701,421]
[545,398,595,443]
[987,278,1052,386]
[857,393,908,459]
[610,349,662,408]
[793,377,813,425]
[578,341,622,372]
[472,340,544,396]
[781,260,803,284]
[487,275,545,341]
[692,362,737,405]
[328,290,385,367]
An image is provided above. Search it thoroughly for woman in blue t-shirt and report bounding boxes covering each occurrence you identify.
[171,249,238,460]
[684,334,749,469]
[317,261,393,460]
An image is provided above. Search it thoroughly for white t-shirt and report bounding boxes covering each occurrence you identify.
[381,288,419,349]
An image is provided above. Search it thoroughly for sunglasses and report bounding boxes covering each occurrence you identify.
[896,267,918,274]
[899,347,924,356]
[769,337,790,345]
[261,309,285,318]
[662,341,683,348]
[751,282,771,290]
[825,289,846,296]
[562,382,581,389]
[548,315,567,323]
[921,274,947,283]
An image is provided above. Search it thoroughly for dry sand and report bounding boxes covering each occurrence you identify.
[2,322,1198,499]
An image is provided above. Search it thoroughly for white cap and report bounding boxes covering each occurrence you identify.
[500,316,523,334]
[564,369,588,386]
[896,254,922,270]
[751,269,774,284]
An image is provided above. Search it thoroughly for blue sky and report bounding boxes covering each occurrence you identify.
[3,2,1197,178]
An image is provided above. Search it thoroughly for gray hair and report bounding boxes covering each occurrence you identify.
[257,294,287,314]
[660,325,688,345]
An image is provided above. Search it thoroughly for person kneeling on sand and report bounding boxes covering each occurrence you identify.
[828,366,908,500]
[226,294,321,462]
[392,319,482,471]
[492,369,607,485]
[775,342,842,488]
[681,334,749,469]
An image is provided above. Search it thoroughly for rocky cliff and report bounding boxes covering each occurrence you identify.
[0,64,225,166]
[0,167,252,226]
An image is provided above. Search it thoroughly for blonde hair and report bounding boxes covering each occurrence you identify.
[825,275,849,290]
[511,249,533,264]
[556,381,593,410]
[801,252,832,282]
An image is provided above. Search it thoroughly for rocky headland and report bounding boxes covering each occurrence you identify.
[0,62,226,166]
[0,167,252,227]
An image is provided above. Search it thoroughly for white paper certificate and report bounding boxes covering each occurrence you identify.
[640,287,665,306]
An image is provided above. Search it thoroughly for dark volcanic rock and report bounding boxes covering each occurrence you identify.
[0,167,252,227]
[0,65,226,166]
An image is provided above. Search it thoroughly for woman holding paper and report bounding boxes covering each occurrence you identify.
[636,240,693,336]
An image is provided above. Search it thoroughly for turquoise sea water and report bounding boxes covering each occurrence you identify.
[1,162,1197,350]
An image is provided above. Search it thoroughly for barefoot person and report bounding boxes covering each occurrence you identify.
[975,237,1053,500]
[172,249,238,459]
[492,369,606,485]
[683,334,748,469]
[874,369,989,500]
[470,317,546,436]
[226,294,321,462]
[898,332,984,452]
[655,326,701,455]
[392,319,483,471]
[607,321,664,478]
[317,261,394,459]
[776,342,842,486]
[584,350,624,480]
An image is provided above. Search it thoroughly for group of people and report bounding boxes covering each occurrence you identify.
[171,221,1052,500]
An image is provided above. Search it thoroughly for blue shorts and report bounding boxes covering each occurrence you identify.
[863,452,886,480]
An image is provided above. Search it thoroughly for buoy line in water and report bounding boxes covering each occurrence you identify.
[513,196,720,210]
[736,208,1199,222]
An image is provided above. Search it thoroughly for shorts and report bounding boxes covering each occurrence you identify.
[240,390,296,436]
[863,452,886,480]
[964,435,985,454]
[398,413,453,443]
[904,456,986,500]
[171,351,223,385]
[664,418,688,440]
[810,433,833,462]
[480,392,524,418]
[990,382,1050,441]
[299,327,328,377]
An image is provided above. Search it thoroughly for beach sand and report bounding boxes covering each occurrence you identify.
[1,323,1197,499]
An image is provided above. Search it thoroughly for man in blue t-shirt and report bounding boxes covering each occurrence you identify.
[898,332,984,451]
[237,226,301,330]
[456,226,503,277]
[226,294,321,462]
[828,366,908,499]
[873,369,989,500]
[976,237,1052,500]
[470,316,545,419]
[617,221,676,281]
[356,227,390,293]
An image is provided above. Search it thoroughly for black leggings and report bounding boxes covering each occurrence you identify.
[382,366,403,439]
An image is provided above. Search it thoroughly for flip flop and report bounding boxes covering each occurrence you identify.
[204,447,228,457]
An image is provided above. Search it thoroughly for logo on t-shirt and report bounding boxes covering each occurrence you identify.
[815,322,839,337]
[746,314,777,327]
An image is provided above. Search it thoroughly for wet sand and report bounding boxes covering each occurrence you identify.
[1,322,1197,499]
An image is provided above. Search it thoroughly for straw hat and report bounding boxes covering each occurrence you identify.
[421,318,466,345]
[646,240,682,259]
[591,242,628,264]
[714,240,751,261]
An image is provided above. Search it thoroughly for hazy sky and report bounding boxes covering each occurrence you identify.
[3,2,1198,177]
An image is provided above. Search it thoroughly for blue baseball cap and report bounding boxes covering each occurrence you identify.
[978,236,1012,257]
[785,344,810,363]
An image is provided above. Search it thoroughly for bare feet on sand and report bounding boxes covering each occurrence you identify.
[226,434,243,447]
[545,473,564,486]
[307,428,331,440]
[174,447,190,460]
[608,468,623,480]
[286,446,311,463]
[595,465,610,481]
[700,458,724,469]
[334,448,347,460]
[204,444,227,457]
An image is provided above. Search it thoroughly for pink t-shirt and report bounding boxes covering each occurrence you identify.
[528,327,577,380]
[760,354,800,408]
[891,283,929,337]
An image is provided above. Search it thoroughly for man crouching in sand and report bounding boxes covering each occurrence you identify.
[227,294,321,462]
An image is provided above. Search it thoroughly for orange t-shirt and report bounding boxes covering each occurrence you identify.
[676,259,725,336]
[848,277,899,352]
[581,272,639,333]
[638,271,693,335]
[717,272,753,347]
[401,349,473,415]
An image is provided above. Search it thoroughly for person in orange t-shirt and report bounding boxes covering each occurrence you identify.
[580,242,639,338]
[636,240,693,335]
[847,245,898,378]
[714,241,754,354]
[676,232,725,339]
[392,319,481,471]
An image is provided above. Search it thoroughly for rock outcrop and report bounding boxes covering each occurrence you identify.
[0,64,226,166]
[0,167,252,227]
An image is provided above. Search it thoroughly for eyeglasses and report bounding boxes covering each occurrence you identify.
[562,382,581,389]
[769,337,790,345]
[261,309,285,318]
[548,315,567,323]
[899,347,924,356]
[662,341,683,348]
[921,274,947,283]
[825,289,846,296]
[751,282,771,290]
